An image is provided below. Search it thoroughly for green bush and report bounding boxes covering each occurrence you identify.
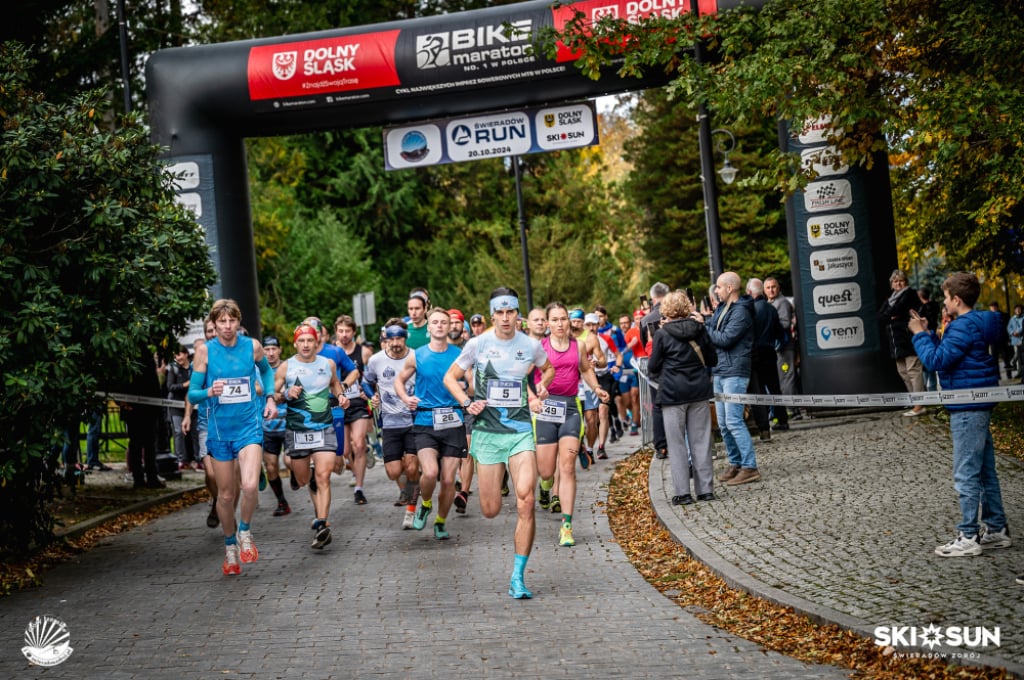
[0,43,215,558]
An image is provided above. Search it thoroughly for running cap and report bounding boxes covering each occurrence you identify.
[569,308,585,321]
[384,325,408,339]
[448,309,465,322]
[470,314,484,324]
[584,313,600,325]
[263,335,280,348]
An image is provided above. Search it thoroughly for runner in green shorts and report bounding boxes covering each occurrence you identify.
[444,287,554,599]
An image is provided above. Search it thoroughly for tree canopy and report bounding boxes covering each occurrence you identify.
[555,0,1024,280]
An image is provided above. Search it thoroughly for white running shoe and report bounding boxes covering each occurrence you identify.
[979,525,1012,550]
[935,532,982,557]
[402,508,415,530]
[237,529,259,563]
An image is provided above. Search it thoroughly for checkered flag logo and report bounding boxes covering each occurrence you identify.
[816,183,838,199]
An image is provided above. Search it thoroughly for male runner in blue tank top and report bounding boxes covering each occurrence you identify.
[444,287,554,599]
[188,299,277,576]
[394,307,467,540]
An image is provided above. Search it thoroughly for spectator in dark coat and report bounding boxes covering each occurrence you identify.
[119,348,165,488]
[639,282,670,458]
[878,269,925,416]
[746,278,788,439]
[705,272,759,486]
[648,290,717,505]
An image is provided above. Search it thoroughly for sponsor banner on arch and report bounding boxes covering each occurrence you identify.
[383,101,598,170]
[787,117,880,357]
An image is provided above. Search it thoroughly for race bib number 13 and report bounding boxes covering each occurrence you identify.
[294,429,325,450]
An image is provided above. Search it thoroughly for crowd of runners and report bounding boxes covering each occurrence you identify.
[182,287,646,598]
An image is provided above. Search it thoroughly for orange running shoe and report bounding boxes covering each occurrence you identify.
[237,530,259,563]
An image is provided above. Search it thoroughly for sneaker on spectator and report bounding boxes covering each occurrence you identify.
[935,532,982,557]
[979,525,1012,550]
[718,465,740,483]
[725,468,761,486]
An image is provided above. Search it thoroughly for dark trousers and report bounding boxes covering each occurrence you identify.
[650,386,667,451]
[749,349,788,431]
[123,405,160,485]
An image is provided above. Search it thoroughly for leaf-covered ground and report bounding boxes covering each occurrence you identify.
[0,489,209,597]
[605,449,1011,679]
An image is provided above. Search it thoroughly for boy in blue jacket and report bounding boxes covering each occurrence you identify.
[909,272,1010,558]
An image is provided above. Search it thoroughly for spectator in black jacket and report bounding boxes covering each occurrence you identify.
[878,269,925,416]
[639,282,669,458]
[119,348,166,488]
[648,290,717,505]
[746,278,789,439]
[166,344,196,469]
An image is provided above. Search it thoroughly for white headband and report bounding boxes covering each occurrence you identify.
[490,295,519,316]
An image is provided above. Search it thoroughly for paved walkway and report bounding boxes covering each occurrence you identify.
[651,409,1024,676]
[1,439,850,678]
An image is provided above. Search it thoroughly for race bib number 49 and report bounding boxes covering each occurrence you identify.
[535,399,567,424]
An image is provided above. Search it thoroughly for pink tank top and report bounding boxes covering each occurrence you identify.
[541,336,581,397]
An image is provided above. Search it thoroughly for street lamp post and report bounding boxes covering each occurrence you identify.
[506,155,534,310]
[696,114,738,284]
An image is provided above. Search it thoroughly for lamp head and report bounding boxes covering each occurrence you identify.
[717,158,738,185]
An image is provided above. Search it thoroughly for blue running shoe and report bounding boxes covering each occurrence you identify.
[577,448,590,470]
[508,576,533,599]
[412,503,431,531]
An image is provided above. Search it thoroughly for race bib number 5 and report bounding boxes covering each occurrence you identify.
[219,377,251,404]
[487,380,522,408]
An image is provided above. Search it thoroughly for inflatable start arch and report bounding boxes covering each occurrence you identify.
[146,0,903,396]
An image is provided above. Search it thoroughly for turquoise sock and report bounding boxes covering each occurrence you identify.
[239,520,250,532]
[513,553,528,580]
[224,534,237,546]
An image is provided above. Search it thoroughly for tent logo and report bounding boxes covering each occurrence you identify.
[272,52,298,80]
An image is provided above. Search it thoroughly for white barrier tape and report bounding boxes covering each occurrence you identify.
[629,360,1024,408]
[712,384,1024,408]
[102,392,186,409]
